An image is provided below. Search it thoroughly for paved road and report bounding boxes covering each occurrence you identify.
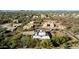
[65,30,79,41]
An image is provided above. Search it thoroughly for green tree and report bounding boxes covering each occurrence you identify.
[7,33,22,48]
[20,35,37,48]
[51,36,69,47]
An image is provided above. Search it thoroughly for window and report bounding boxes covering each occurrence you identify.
[47,24,50,27]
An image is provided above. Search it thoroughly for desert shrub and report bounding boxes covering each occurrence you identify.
[59,36,69,44]
[20,35,37,48]
[51,36,69,47]
[0,37,10,48]
[7,38,17,48]
[35,40,41,49]
[62,43,69,49]
[0,32,4,41]
[7,33,22,48]
[40,39,53,49]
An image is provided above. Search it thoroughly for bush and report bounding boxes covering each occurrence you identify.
[7,33,22,48]
[0,37,10,48]
[8,38,17,48]
[51,36,69,47]
[20,35,37,48]
[63,43,71,49]
[40,39,53,49]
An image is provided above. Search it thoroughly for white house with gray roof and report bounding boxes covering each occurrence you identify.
[33,29,52,40]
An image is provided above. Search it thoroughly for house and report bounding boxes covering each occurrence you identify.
[12,23,22,27]
[33,29,52,40]
[1,23,22,32]
[23,21,41,30]
[42,20,65,30]
[40,14,47,18]
[41,21,55,30]
[1,23,16,32]
[23,21,34,30]
[57,25,65,30]
[32,15,39,19]
[32,21,41,29]
[13,19,19,23]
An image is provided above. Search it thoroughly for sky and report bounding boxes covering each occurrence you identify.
[0,0,79,10]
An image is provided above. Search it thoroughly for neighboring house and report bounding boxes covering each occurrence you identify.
[33,29,52,40]
[33,21,41,29]
[57,25,65,30]
[32,15,39,19]
[13,19,19,23]
[12,23,22,27]
[42,21,55,30]
[40,14,47,18]
[1,23,22,32]
[6,27,16,32]
[23,21,34,30]
[42,20,65,30]
[23,21,41,30]
[1,23,16,32]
